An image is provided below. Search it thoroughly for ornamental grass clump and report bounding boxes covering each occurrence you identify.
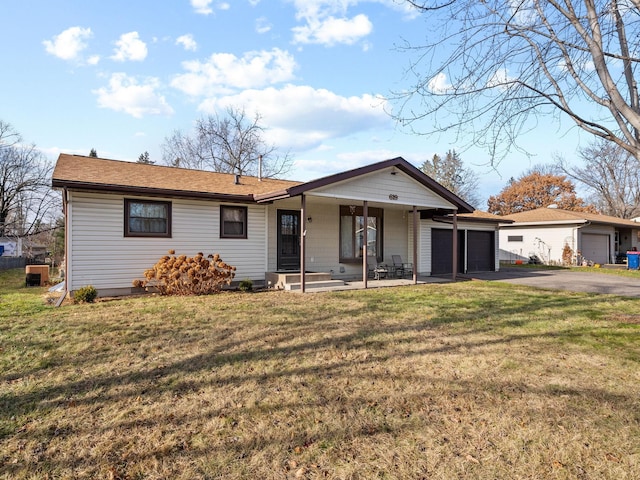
[133,249,236,295]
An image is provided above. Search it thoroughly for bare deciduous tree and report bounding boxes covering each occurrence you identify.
[162,107,292,178]
[0,120,58,238]
[396,1,640,164]
[558,138,640,219]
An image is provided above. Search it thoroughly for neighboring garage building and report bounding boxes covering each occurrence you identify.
[419,210,507,275]
[499,207,640,265]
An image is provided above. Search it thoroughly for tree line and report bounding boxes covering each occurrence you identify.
[2,111,639,266]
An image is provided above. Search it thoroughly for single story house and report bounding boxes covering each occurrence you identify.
[498,206,640,265]
[52,154,504,296]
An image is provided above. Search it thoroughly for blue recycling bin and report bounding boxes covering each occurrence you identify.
[0,245,4,256]
[627,251,639,270]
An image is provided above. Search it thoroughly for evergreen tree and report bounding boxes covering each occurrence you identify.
[420,149,480,207]
[137,151,154,164]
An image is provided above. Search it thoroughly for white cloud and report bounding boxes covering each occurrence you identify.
[171,48,297,96]
[428,72,452,93]
[292,14,372,46]
[43,26,93,61]
[191,0,213,14]
[176,34,197,51]
[93,73,174,118]
[289,1,373,46]
[87,55,101,65]
[487,68,517,88]
[111,32,148,62]
[256,17,272,34]
[197,84,390,150]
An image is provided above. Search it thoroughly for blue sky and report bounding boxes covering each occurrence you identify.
[1,0,587,206]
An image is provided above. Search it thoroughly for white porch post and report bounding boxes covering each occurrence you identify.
[300,194,306,293]
[362,200,368,288]
[412,206,418,284]
[452,209,458,281]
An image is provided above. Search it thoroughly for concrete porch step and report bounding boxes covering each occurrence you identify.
[266,271,336,290]
[284,280,346,291]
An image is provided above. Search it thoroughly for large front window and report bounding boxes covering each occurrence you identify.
[125,199,171,237]
[339,205,383,262]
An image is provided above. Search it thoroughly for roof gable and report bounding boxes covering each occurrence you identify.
[255,157,474,212]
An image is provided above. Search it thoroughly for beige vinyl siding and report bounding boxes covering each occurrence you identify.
[268,199,347,276]
[309,170,455,209]
[381,209,409,266]
[267,198,411,279]
[67,191,267,292]
[411,216,432,275]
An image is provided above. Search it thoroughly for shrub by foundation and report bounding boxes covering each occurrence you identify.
[133,250,236,295]
[74,285,98,303]
[238,279,253,292]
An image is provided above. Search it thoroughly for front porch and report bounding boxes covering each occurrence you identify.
[265,271,453,292]
[255,158,475,293]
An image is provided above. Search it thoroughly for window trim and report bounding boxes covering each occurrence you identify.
[124,199,172,238]
[220,205,248,239]
[339,205,384,263]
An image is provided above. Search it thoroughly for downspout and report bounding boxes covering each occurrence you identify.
[300,194,306,293]
[55,188,69,307]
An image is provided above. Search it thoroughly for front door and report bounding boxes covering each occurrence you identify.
[277,210,300,270]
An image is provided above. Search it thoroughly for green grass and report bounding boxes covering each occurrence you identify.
[1,268,639,479]
[570,265,640,277]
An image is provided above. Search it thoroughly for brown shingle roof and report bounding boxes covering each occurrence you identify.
[52,154,302,200]
[458,210,508,222]
[502,207,640,228]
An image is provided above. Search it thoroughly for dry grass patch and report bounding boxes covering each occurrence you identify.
[1,269,639,479]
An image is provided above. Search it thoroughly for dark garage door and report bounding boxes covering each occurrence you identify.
[467,230,495,272]
[431,229,465,275]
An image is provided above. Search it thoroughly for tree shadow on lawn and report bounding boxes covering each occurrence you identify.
[3,338,639,478]
[2,286,639,477]
[3,286,637,413]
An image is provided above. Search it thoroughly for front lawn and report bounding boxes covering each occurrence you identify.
[1,269,639,479]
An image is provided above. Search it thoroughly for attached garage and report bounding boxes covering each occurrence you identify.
[431,228,495,274]
[431,229,464,275]
[581,233,610,265]
[467,230,495,272]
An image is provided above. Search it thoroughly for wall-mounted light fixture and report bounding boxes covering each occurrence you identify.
[307,217,312,223]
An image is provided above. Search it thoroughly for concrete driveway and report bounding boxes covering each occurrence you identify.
[465,268,640,298]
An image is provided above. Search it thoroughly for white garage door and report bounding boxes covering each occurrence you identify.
[581,233,610,264]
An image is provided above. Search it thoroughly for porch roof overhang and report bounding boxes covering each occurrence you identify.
[434,213,512,225]
[254,156,475,213]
